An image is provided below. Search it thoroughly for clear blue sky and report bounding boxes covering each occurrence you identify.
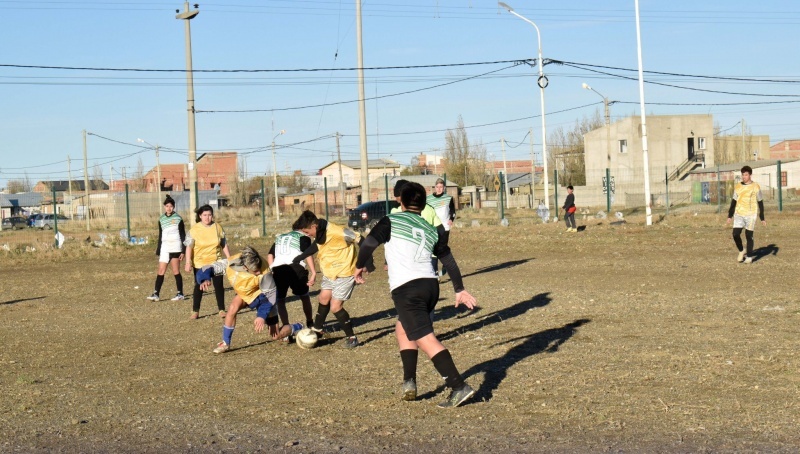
[2,0,799,189]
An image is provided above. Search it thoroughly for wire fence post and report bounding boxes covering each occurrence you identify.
[384,174,389,214]
[499,171,505,220]
[665,166,670,216]
[260,179,266,237]
[716,165,721,214]
[52,187,59,248]
[324,177,329,220]
[125,183,131,242]
[777,160,783,212]
[553,169,559,220]
[606,168,611,213]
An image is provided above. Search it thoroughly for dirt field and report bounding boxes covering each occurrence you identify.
[1,209,799,453]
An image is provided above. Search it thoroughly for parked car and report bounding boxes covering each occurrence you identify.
[2,216,28,230]
[347,200,400,231]
[33,213,69,229]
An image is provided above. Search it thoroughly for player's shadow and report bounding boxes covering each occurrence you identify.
[1,296,46,306]
[751,244,778,262]
[437,292,553,342]
[461,259,533,278]
[577,226,586,232]
[418,318,591,404]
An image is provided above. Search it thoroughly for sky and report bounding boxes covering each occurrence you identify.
[1,0,799,189]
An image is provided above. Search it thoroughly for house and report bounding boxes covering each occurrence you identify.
[318,158,400,188]
[769,140,800,160]
[33,180,109,193]
[141,151,238,196]
[581,114,717,207]
[0,192,43,219]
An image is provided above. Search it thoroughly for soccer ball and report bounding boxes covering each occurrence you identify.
[295,328,318,350]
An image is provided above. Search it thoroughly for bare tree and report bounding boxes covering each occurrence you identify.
[91,164,104,190]
[133,158,145,191]
[547,110,603,186]
[444,116,487,187]
[6,180,25,193]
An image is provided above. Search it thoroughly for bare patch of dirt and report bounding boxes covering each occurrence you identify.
[1,211,799,452]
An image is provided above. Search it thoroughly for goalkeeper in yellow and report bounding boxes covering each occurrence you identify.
[196,246,303,354]
[726,166,766,264]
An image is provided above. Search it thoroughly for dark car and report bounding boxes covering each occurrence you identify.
[2,216,28,230]
[348,200,400,231]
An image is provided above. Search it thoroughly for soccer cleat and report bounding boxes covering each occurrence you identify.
[310,327,326,339]
[189,311,199,320]
[570,228,577,232]
[437,384,475,408]
[212,342,229,354]
[737,251,746,263]
[170,293,185,301]
[402,379,417,401]
[342,336,359,349]
[743,256,753,264]
[146,292,160,301]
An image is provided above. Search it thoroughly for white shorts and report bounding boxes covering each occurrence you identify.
[159,248,182,263]
[321,275,355,301]
[733,214,757,231]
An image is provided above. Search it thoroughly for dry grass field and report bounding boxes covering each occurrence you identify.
[1,208,798,453]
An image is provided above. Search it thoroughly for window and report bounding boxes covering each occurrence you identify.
[618,139,628,154]
[781,171,787,187]
[698,137,707,150]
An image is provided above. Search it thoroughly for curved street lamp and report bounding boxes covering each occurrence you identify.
[498,1,550,210]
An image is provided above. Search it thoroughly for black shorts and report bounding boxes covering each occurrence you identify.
[272,265,310,300]
[391,278,440,341]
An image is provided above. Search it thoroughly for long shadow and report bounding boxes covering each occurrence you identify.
[751,244,779,262]
[418,318,591,404]
[461,259,534,278]
[437,292,553,342]
[1,296,46,306]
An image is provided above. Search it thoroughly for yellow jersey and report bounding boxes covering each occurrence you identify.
[390,204,442,227]
[317,222,357,279]
[225,253,270,304]
[732,181,763,217]
[189,222,224,268]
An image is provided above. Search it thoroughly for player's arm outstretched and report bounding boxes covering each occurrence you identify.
[433,224,476,310]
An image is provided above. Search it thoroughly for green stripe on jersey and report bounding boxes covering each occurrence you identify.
[388,212,437,250]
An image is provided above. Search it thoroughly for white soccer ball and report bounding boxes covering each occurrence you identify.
[295,328,318,350]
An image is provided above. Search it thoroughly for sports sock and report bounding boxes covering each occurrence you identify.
[400,349,419,381]
[333,308,355,337]
[745,230,754,255]
[154,275,164,294]
[174,274,183,294]
[431,349,465,390]
[222,326,234,345]
[314,303,331,331]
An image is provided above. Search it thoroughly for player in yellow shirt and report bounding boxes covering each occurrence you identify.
[196,246,303,354]
[184,205,230,319]
[292,211,360,349]
[726,166,766,264]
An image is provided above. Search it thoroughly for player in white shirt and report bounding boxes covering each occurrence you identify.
[146,195,186,302]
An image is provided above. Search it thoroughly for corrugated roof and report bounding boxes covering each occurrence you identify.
[0,192,43,208]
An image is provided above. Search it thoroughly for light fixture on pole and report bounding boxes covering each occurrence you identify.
[582,82,612,167]
[271,130,286,220]
[498,1,550,210]
[137,138,162,208]
[176,2,199,221]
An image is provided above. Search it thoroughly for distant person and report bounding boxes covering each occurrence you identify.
[268,229,317,330]
[426,178,455,276]
[562,185,577,232]
[355,182,478,408]
[726,166,766,264]
[147,195,186,301]
[184,204,231,319]
[292,210,360,349]
[198,247,303,354]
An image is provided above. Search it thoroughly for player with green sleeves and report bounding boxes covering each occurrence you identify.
[426,178,455,276]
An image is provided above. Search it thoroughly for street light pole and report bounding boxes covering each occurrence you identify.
[176,2,199,220]
[271,130,285,220]
[582,83,612,168]
[499,2,550,210]
[355,0,370,202]
[138,138,162,208]
[634,0,653,226]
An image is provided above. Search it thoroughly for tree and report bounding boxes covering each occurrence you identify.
[547,110,603,186]
[6,180,25,193]
[443,116,487,187]
[91,164,104,190]
[132,158,145,191]
[401,155,427,176]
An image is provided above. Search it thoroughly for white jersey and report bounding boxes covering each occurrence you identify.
[158,213,184,253]
[426,193,453,231]
[271,231,307,269]
[385,212,438,290]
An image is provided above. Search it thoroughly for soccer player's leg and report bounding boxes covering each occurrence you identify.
[214,294,246,353]
[330,276,357,348]
[273,267,291,326]
[312,281,333,336]
[293,268,314,327]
